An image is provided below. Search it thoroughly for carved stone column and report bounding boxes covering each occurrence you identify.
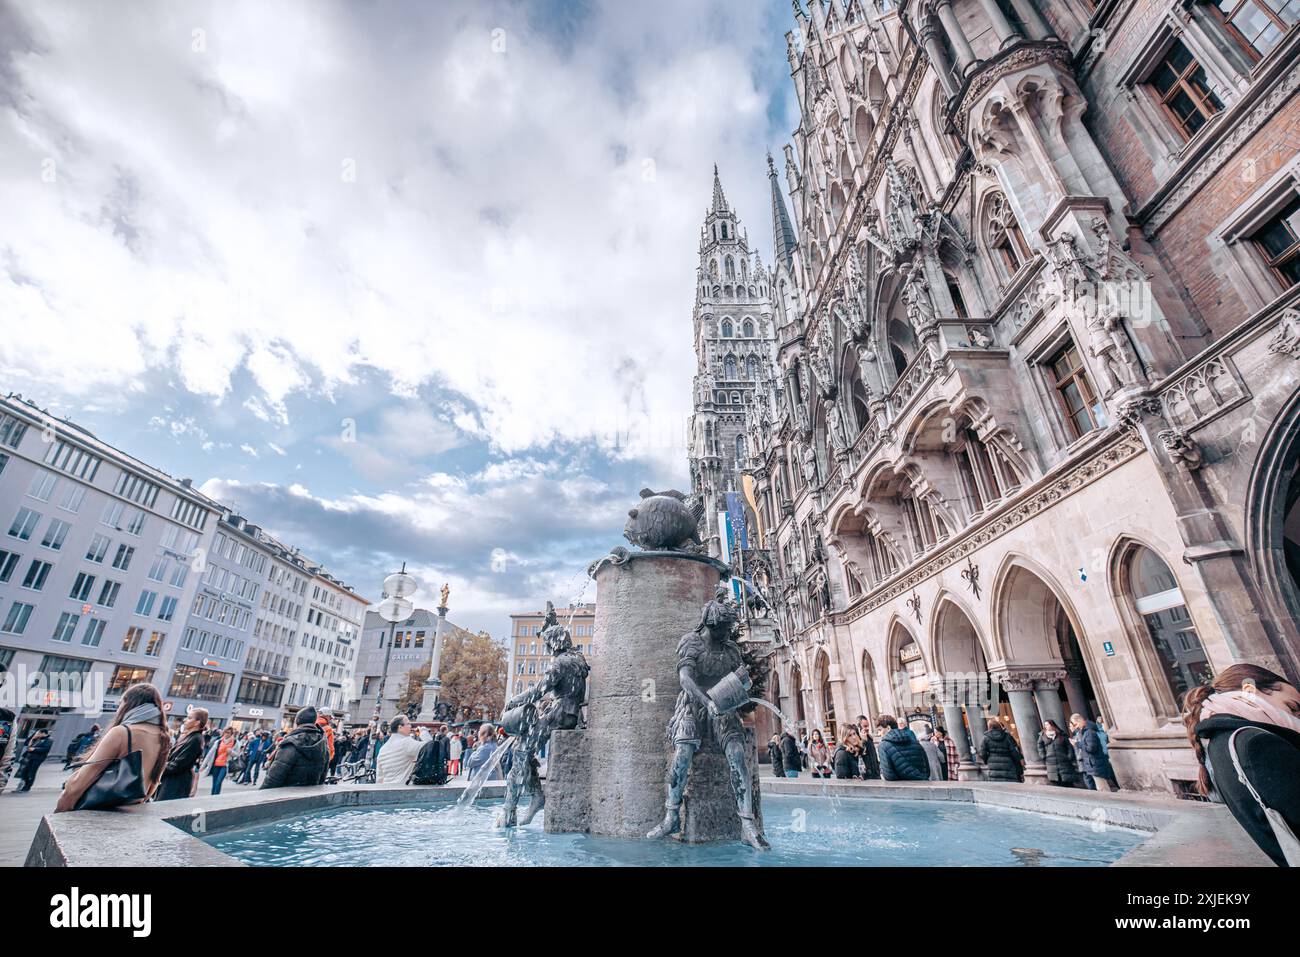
[920,23,960,99]
[1032,671,1069,731]
[1006,0,1053,39]
[977,0,1019,47]
[1061,660,1089,719]
[935,0,977,75]
[998,672,1047,784]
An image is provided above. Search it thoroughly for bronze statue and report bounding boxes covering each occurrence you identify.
[647,586,769,850]
[495,601,589,828]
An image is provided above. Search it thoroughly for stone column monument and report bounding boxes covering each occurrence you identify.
[543,489,764,844]
[416,584,450,724]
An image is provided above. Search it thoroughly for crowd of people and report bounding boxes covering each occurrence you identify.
[767,710,1122,789]
[5,665,1298,868]
[1,680,516,809]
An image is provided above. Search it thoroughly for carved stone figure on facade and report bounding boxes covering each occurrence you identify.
[1086,304,1145,396]
[646,586,768,850]
[496,601,590,828]
[903,258,937,335]
[826,400,850,454]
[1158,428,1204,470]
[800,442,819,486]
[809,342,835,399]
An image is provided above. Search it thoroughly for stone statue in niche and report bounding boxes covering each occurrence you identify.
[646,586,769,850]
[800,443,819,485]
[1086,305,1145,395]
[827,400,849,453]
[496,601,590,828]
[903,259,937,334]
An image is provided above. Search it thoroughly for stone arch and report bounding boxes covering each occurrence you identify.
[859,649,881,724]
[788,658,807,729]
[930,590,992,676]
[812,646,836,735]
[886,614,929,715]
[990,554,1075,666]
[1245,379,1300,683]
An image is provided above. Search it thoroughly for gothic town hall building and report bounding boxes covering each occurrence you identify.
[695,0,1300,795]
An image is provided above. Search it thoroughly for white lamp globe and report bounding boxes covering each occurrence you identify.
[377,595,414,624]
[383,571,418,599]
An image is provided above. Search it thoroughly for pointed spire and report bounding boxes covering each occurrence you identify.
[768,151,797,273]
[711,163,729,214]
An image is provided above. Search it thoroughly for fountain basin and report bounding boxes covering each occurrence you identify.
[24,779,1274,867]
[201,793,1143,867]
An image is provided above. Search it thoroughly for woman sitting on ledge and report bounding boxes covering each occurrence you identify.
[54,683,171,813]
[1184,664,1300,868]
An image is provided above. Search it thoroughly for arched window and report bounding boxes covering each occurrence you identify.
[830,182,847,223]
[1127,547,1210,703]
[888,317,917,378]
[742,319,755,337]
[746,355,759,379]
[724,354,738,379]
[985,192,1030,279]
[720,319,733,338]
[724,255,736,280]
[847,367,871,433]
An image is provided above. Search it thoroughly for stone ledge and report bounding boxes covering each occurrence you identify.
[25,781,504,867]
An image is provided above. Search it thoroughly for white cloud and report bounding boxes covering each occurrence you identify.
[0,0,789,464]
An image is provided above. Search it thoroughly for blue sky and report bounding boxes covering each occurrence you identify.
[0,0,798,634]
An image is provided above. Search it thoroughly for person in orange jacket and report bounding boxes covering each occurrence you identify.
[316,710,336,766]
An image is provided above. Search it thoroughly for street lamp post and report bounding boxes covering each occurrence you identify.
[372,564,417,733]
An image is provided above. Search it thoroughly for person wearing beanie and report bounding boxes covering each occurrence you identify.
[261,706,329,789]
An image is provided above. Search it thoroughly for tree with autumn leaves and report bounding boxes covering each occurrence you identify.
[395,628,507,721]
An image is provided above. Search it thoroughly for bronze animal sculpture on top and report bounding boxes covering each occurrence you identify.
[623,488,705,551]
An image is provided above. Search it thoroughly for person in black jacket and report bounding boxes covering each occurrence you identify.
[833,731,862,779]
[855,716,881,779]
[1185,664,1300,868]
[1036,719,1079,787]
[156,708,210,801]
[767,734,785,777]
[979,718,1024,782]
[875,715,929,781]
[14,729,52,791]
[1069,714,1119,791]
[779,731,801,778]
[411,728,449,785]
[261,707,329,789]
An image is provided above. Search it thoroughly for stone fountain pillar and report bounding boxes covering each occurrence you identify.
[544,550,762,843]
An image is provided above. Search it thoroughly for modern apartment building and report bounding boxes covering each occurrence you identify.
[0,393,371,751]
[0,394,219,756]
[284,570,367,722]
[506,602,596,706]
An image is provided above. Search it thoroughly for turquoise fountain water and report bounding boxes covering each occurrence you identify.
[203,794,1143,867]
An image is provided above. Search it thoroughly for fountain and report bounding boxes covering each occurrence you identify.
[539,489,766,847]
[25,488,1222,868]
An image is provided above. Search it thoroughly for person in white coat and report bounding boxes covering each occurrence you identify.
[448,730,464,776]
[375,714,423,784]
